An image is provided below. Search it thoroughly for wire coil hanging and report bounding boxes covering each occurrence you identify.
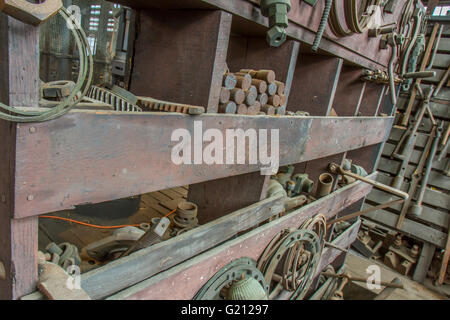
[0,6,93,123]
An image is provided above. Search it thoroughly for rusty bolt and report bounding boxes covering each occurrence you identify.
[29,127,36,133]
[27,195,34,201]
[0,260,6,281]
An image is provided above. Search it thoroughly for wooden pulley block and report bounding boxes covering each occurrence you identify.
[0,0,62,26]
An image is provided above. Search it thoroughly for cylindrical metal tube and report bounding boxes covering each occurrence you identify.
[410,123,444,216]
[316,173,334,198]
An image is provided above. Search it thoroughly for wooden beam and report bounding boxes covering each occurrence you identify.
[104,175,374,300]
[130,9,232,113]
[14,112,393,218]
[412,242,436,284]
[109,0,407,70]
[0,14,39,300]
[363,203,448,248]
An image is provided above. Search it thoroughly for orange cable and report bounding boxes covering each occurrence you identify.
[39,215,141,229]
[164,209,177,218]
[39,208,177,230]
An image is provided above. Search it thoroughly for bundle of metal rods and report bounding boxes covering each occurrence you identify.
[219,69,287,116]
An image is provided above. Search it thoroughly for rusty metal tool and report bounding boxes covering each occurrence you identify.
[373,278,402,300]
[401,23,439,126]
[433,65,450,98]
[316,173,334,198]
[328,163,409,200]
[120,217,170,258]
[409,122,444,217]
[437,220,450,285]
[403,71,436,79]
[437,124,450,162]
[137,96,205,115]
[391,87,434,189]
[396,125,437,228]
[0,0,62,26]
[324,242,348,253]
[327,199,404,227]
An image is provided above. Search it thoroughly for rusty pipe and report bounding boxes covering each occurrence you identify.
[316,173,334,198]
[328,163,409,200]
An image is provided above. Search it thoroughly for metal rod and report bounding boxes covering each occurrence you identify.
[324,242,348,253]
[327,199,404,226]
[328,163,409,200]
[320,273,404,289]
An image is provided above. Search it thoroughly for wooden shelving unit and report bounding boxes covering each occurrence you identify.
[0,0,405,300]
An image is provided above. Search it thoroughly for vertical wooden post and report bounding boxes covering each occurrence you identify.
[129,9,232,113]
[288,55,344,195]
[0,14,39,300]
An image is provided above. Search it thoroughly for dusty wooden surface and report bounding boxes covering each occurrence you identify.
[345,252,446,300]
[13,112,393,218]
[131,10,232,114]
[0,14,39,300]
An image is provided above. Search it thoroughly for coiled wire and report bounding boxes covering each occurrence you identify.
[312,0,333,52]
[0,6,93,122]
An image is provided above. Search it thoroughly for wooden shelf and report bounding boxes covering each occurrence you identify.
[22,172,375,300]
[12,112,393,218]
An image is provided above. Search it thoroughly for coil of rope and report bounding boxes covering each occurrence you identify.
[0,6,93,123]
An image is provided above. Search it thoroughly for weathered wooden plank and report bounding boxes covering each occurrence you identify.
[382,143,447,171]
[0,15,39,300]
[396,96,450,119]
[103,177,374,300]
[377,157,450,190]
[375,173,450,211]
[388,127,431,148]
[363,204,448,248]
[67,194,280,299]
[432,53,450,69]
[412,242,436,284]
[366,189,449,229]
[188,172,268,224]
[14,112,393,218]
[289,55,343,116]
[438,37,450,53]
[130,9,232,114]
[290,55,344,196]
[332,66,366,117]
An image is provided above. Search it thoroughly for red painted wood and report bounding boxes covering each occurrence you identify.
[0,15,39,300]
[110,0,408,70]
[110,176,374,300]
[14,113,393,218]
[130,9,232,113]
